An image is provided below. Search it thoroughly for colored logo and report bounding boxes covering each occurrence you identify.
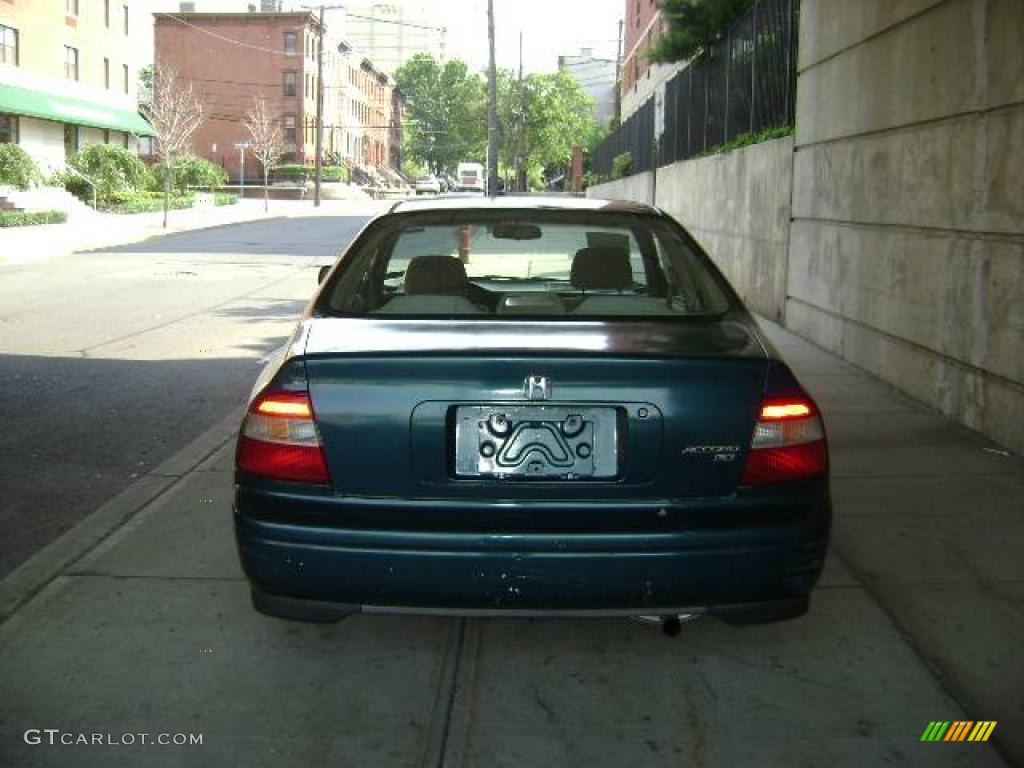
[921,721,997,742]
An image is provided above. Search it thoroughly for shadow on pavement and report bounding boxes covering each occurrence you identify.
[88,215,371,257]
[0,349,284,581]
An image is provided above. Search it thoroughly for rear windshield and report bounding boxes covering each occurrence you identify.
[319,210,736,319]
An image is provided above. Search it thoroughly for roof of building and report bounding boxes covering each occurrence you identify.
[153,12,323,29]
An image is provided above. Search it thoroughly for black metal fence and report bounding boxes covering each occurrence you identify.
[591,97,655,179]
[592,0,799,179]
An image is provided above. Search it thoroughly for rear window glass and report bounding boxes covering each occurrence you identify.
[320,211,734,319]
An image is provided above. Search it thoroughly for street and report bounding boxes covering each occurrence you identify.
[0,214,370,580]
[1,210,1020,767]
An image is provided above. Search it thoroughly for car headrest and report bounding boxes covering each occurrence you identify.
[570,247,632,290]
[404,255,468,296]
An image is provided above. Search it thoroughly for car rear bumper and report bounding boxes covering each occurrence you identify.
[234,485,830,622]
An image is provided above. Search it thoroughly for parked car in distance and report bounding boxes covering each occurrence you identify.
[234,196,832,625]
[414,175,442,195]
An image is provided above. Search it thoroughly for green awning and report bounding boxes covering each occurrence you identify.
[0,83,155,136]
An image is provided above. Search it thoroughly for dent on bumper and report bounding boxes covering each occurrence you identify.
[233,500,830,613]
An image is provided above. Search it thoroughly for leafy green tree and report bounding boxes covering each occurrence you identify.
[394,54,487,173]
[498,70,597,188]
[649,0,754,63]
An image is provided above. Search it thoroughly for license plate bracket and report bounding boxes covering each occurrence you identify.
[454,405,618,479]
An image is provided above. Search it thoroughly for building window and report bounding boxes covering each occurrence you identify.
[284,32,297,54]
[64,124,79,158]
[283,115,296,145]
[65,46,79,81]
[283,70,296,97]
[0,114,18,144]
[104,58,110,89]
[0,25,16,66]
[123,64,129,94]
[123,5,129,35]
[66,0,79,16]
[103,129,110,144]
[104,0,110,27]
[123,133,130,149]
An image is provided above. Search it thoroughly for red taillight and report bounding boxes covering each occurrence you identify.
[236,391,331,485]
[741,398,827,485]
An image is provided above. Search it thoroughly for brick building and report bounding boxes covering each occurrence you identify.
[154,11,398,182]
[154,12,321,181]
[620,0,683,121]
[0,0,153,173]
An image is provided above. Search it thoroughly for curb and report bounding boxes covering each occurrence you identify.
[0,410,243,622]
[0,199,387,264]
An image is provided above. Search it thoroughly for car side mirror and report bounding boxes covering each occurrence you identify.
[318,265,331,284]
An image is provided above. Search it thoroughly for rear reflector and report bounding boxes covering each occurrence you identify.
[236,391,330,485]
[741,397,827,485]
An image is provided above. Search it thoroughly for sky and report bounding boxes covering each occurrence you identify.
[424,0,624,74]
[144,0,625,75]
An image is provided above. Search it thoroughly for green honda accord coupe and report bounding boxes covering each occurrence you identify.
[233,196,831,625]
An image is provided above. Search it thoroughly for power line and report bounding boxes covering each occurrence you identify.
[342,12,446,32]
[159,13,311,57]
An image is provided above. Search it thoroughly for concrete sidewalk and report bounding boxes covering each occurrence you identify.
[759,318,1024,763]
[0,320,1019,767]
[0,197,388,265]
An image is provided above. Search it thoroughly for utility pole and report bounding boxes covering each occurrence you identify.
[614,18,623,124]
[314,6,325,207]
[516,31,523,192]
[486,0,498,196]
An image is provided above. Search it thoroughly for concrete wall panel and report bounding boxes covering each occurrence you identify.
[585,173,654,205]
[787,296,1024,453]
[794,106,1024,235]
[987,0,1024,107]
[655,137,794,320]
[798,0,943,71]
[788,221,1024,385]
[791,0,1024,453]
[797,0,983,147]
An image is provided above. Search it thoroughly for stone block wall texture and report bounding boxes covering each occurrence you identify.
[588,0,1023,454]
[789,0,1024,453]
[586,138,793,321]
[655,138,793,321]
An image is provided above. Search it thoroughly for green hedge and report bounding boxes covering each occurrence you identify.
[269,164,348,183]
[214,193,238,206]
[68,144,151,205]
[321,165,349,183]
[151,155,229,194]
[270,164,309,182]
[0,210,67,227]
[0,144,42,190]
[107,192,194,214]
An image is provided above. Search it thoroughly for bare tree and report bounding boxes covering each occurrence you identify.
[140,66,205,228]
[245,97,284,213]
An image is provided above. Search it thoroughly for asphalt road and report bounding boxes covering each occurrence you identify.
[0,213,371,580]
